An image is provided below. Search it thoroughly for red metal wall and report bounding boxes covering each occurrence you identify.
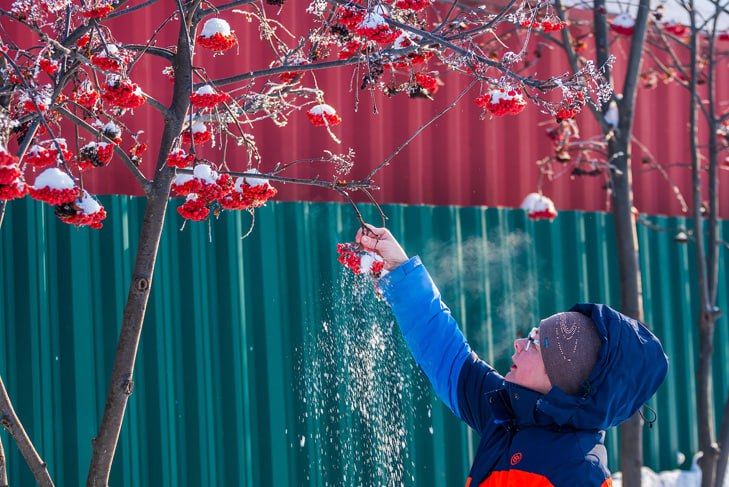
[4,1,727,217]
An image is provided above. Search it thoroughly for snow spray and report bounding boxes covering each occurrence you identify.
[297,270,427,486]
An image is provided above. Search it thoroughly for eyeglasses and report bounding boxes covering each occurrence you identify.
[524,327,541,351]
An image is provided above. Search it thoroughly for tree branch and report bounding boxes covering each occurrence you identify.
[55,106,153,194]
[197,0,258,17]
[0,376,54,487]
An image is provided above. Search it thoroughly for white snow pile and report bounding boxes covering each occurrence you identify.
[195,85,216,95]
[612,455,729,487]
[612,12,635,29]
[359,12,388,29]
[173,173,194,185]
[33,168,75,190]
[200,18,231,37]
[308,104,336,116]
[76,191,102,215]
[193,163,218,184]
[360,252,385,275]
[242,168,268,187]
[190,121,208,134]
[489,88,524,103]
[520,192,555,213]
[604,100,619,128]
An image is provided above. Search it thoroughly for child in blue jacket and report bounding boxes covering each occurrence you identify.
[356,226,668,487]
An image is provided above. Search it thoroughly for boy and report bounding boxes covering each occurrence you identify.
[357,226,668,486]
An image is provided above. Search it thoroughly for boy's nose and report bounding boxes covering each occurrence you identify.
[514,338,525,353]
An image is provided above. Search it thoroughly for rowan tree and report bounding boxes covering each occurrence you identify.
[0,0,608,484]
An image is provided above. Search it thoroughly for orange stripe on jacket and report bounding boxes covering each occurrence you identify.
[466,470,613,487]
[464,470,554,487]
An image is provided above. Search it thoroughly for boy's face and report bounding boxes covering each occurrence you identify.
[504,327,553,394]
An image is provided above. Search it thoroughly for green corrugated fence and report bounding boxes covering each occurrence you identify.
[0,197,727,486]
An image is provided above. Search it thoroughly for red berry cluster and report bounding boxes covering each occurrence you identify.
[337,243,365,274]
[73,86,100,110]
[198,173,233,201]
[355,23,400,45]
[0,149,26,200]
[25,141,73,167]
[81,5,114,19]
[197,33,238,52]
[177,195,210,221]
[394,0,430,11]
[0,156,21,185]
[414,72,438,94]
[0,149,19,175]
[336,242,385,278]
[56,198,107,229]
[166,149,195,168]
[555,92,584,122]
[91,54,125,72]
[220,181,278,210]
[181,128,212,145]
[385,51,434,70]
[101,79,146,108]
[171,175,200,196]
[663,22,688,37]
[337,6,365,28]
[306,107,342,127]
[0,180,28,200]
[338,41,362,60]
[29,186,80,205]
[58,208,107,228]
[0,165,21,186]
[76,34,91,48]
[527,208,558,221]
[39,59,58,76]
[173,169,279,221]
[520,19,567,32]
[475,89,527,116]
[77,142,114,170]
[189,90,228,108]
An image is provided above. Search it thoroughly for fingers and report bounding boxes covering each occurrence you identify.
[354,223,408,271]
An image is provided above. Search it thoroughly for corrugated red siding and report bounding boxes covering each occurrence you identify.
[4,2,726,217]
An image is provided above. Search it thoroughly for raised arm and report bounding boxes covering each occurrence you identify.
[357,227,504,425]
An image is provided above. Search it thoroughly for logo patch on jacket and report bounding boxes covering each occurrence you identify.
[510,452,523,466]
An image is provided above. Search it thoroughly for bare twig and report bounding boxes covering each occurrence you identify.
[366,79,477,180]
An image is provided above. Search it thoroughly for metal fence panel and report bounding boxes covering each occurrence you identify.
[0,198,726,485]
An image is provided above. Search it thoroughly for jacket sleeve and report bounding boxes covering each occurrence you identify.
[378,257,471,418]
[379,256,506,423]
[456,352,505,433]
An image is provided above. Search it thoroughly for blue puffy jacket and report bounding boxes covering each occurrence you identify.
[379,257,669,487]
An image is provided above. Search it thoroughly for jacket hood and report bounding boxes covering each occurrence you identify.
[536,303,669,431]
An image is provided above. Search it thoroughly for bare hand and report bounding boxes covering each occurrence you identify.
[355,225,409,271]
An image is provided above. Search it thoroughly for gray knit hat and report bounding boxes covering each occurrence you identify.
[539,311,602,396]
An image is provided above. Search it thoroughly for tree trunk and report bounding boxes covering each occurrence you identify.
[715,394,729,487]
[86,4,197,483]
[611,136,645,487]
[85,156,178,487]
[0,434,7,487]
[0,376,54,486]
[698,312,718,487]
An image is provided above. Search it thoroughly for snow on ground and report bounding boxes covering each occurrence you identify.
[613,456,729,487]
[563,0,729,30]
